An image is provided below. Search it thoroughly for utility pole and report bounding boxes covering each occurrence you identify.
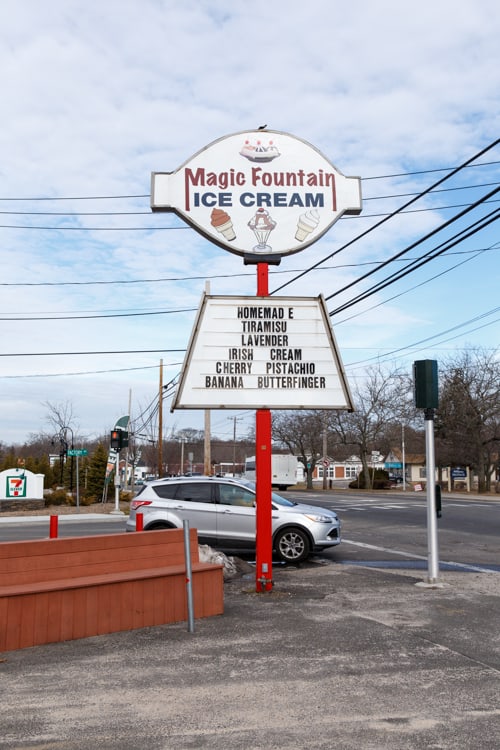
[158,359,163,478]
[322,419,328,490]
[124,389,132,489]
[203,283,212,476]
[402,422,406,492]
[180,437,186,475]
[229,415,244,476]
[204,410,211,475]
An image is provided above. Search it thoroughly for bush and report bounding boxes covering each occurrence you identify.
[349,469,392,490]
[44,488,72,506]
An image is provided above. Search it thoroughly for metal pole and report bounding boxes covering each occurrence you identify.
[180,438,185,475]
[402,423,406,492]
[255,262,273,592]
[183,520,195,633]
[49,515,58,538]
[322,424,328,490]
[76,454,80,511]
[232,416,237,476]
[424,408,439,583]
[68,428,74,494]
[113,448,121,513]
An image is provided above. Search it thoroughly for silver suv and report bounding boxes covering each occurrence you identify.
[126,476,341,564]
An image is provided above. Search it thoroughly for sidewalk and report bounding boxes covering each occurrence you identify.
[0,512,125,524]
[1,559,499,749]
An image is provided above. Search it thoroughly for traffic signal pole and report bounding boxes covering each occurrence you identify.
[424,408,439,583]
[113,446,121,514]
[255,263,273,592]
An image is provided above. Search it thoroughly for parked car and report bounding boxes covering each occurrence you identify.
[126,476,341,564]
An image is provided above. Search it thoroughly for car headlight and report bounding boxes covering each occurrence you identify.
[304,513,337,523]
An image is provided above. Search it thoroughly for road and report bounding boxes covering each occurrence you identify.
[0,490,498,574]
[0,515,128,542]
[287,489,500,573]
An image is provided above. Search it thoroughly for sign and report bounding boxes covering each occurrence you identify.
[6,475,27,498]
[322,459,330,468]
[171,294,354,411]
[67,449,88,457]
[151,130,362,261]
[451,467,467,479]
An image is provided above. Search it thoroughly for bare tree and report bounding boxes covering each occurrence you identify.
[328,364,413,488]
[43,401,79,490]
[436,348,500,492]
[273,410,326,489]
[44,400,78,438]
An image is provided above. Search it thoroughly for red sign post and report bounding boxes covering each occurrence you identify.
[255,263,273,592]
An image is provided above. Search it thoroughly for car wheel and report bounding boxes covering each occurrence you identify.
[146,522,175,530]
[274,527,310,564]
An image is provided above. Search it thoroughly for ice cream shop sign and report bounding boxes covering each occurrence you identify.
[151,130,361,261]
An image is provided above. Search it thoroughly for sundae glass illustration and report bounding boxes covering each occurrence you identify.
[248,208,277,252]
[240,139,280,163]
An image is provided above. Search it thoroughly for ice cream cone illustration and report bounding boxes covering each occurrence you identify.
[248,208,277,252]
[295,209,320,242]
[211,208,236,241]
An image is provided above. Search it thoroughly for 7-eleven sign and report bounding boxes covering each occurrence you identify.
[6,476,27,498]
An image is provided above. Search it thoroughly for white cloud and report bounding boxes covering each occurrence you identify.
[0,0,499,444]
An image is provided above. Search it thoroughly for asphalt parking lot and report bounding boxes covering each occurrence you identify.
[1,558,499,749]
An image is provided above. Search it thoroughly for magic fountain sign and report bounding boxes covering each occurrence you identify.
[151,129,361,411]
[151,130,361,592]
[151,129,361,263]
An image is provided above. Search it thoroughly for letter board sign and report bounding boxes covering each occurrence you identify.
[171,294,354,411]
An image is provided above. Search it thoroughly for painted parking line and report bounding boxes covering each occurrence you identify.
[343,539,498,575]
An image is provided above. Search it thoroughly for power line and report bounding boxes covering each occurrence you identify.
[1,197,499,231]
[0,181,497,215]
[345,198,500,220]
[0,158,498,202]
[362,180,500,201]
[0,363,183,379]
[270,138,500,295]
[0,307,197,322]
[345,308,500,369]
[0,194,150,201]
[335,242,499,325]
[0,223,188,231]
[327,187,500,313]
[0,348,185,358]
[1,245,498,291]
[361,159,500,180]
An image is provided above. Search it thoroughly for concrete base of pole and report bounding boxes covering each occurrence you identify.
[415,581,450,589]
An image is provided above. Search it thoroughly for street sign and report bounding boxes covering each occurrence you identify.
[67,449,88,457]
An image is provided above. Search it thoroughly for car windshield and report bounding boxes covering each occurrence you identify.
[236,478,297,508]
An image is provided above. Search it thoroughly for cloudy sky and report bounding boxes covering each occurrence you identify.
[1,0,499,446]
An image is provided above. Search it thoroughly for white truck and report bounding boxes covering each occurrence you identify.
[244,454,298,490]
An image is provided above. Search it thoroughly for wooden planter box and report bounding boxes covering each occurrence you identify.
[0,528,224,652]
